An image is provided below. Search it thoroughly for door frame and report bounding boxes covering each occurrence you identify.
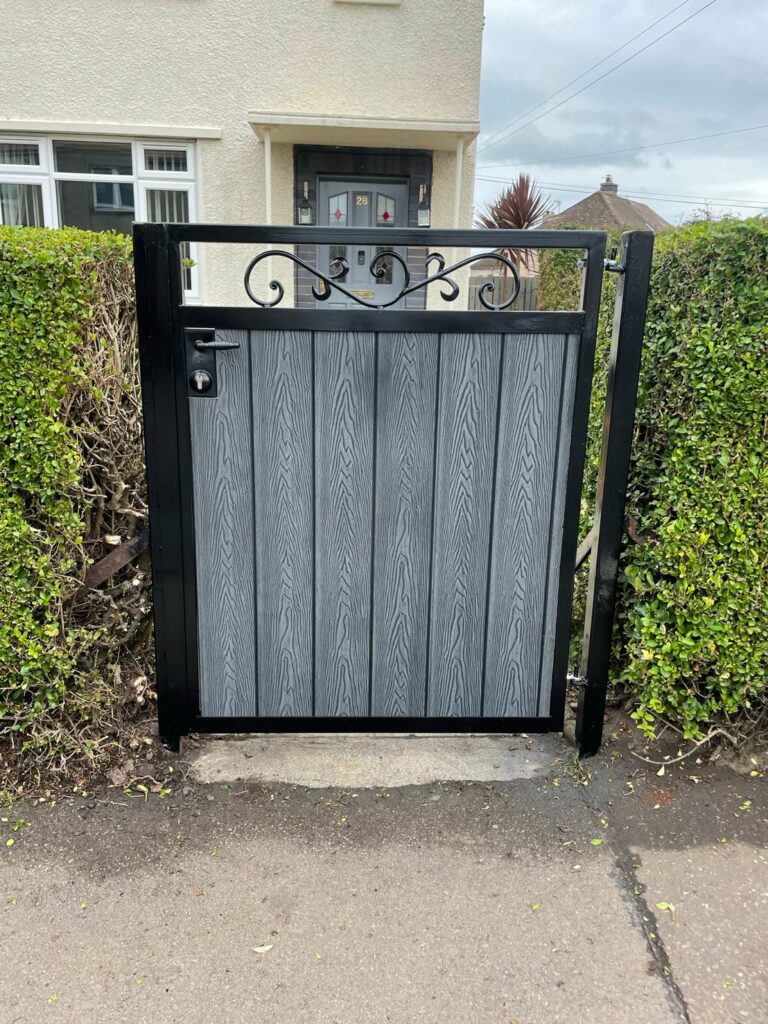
[316,175,410,308]
[293,147,432,310]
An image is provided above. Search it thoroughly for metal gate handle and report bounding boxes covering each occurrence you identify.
[194,337,240,351]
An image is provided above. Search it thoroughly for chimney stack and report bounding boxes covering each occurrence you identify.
[600,174,618,194]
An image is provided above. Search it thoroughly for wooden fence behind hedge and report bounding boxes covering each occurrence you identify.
[468,274,539,311]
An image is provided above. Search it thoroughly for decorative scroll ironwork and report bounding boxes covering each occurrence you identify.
[243,249,521,310]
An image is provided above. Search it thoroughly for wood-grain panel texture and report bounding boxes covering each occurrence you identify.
[251,331,313,715]
[484,333,573,717]
[191,327,580,722]
[427,332,502,716]
[190,330,256,716]
[537,333,579,715]
[314,331,375,715]
[371,333,439,715]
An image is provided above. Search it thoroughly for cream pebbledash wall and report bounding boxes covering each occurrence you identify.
[0,0,484,304]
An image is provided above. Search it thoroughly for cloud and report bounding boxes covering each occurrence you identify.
[478,126,652,171]
[476,0,768,217]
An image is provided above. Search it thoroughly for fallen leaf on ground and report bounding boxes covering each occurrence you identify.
[655,901,676,920]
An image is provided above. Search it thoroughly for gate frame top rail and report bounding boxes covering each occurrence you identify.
[134,222,626,754]
[166,223,604,249]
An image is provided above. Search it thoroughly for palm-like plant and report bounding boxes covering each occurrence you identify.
[476,174,552,270]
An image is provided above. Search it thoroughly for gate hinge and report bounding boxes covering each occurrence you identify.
[566,673,588,689]
[604,247,626,274]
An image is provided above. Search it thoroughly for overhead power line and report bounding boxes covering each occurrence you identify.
[479,0,697,152]
[474,122,768,169]
[476,176,768,207]
[475,176,768,211]
[479,0,721,155]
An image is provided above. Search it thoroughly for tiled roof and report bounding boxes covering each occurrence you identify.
[542,188,671,233]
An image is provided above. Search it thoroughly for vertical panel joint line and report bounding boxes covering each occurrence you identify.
[367,332,379,716]
[535,335,570,715]
[311,330,317,716]
[423,332,442,716]
[480,333,505,717]
[247,330,260,716]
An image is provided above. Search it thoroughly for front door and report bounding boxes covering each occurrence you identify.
[317,178,408,308]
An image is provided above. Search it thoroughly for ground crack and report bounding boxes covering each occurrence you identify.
[610,843,692,1023]
[572,777,692,1022]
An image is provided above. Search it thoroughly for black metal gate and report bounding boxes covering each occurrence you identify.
[133,225,652,755]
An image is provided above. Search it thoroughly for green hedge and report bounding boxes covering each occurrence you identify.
[541,218,768,738]
[0,227,148,788]
[2,219,766,782]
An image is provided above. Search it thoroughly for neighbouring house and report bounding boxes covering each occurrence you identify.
[543,176,671,233]
[0,0,484,305]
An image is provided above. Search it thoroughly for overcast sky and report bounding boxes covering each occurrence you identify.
[475,0,768,225]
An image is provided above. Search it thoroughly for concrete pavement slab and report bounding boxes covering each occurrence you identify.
[188,732,557,788]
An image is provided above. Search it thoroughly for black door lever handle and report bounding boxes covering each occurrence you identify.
[194,337,240,351]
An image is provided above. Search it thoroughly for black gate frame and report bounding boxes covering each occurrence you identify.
[133,224,652,755]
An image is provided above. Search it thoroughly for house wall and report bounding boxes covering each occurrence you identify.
[0,0,484,304]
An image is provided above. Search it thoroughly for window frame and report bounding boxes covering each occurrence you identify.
[90,167,136,213]
[137,179,200,297]
[0,137,47,172]
[0,137,51,228]
[137,142,195,181]
[0,134,199,298]
[0,172,54,227]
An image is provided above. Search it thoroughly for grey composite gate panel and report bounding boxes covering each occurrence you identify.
[427,333,501,716]
[190,329,579,719]
[315,331,375,715]
[485,332,578,717]
[253,331,314,717]
[189,329,256,717]
[372,332,439,716]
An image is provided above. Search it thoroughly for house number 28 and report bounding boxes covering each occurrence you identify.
[355,195,369,205]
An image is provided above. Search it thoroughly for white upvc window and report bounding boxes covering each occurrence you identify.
[0,138,53,229]
[0,136,199,298]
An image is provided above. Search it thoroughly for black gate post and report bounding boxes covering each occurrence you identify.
[134,223,193,751]
[576,230,654,757]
